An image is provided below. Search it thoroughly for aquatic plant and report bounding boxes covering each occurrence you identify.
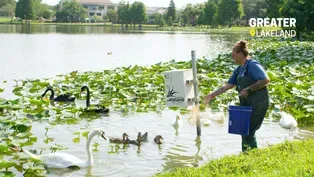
[0,37,313,176]
[2,38,313,125]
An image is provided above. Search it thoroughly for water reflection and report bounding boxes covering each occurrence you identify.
[0,24,159,34]
[46,167,81,177]
[15,110,314,177]
[0,24,249,35]
[195,136,202,166]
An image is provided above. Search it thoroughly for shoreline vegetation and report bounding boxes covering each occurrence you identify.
[0,17,284,33]
[2,18,312,39]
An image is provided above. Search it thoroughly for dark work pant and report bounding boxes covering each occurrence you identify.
[241,107,268,152]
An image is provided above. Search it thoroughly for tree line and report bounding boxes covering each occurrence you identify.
[0,0,312,33]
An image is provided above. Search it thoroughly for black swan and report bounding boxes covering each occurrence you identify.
[80,86,109,114]
[41,88,75,102]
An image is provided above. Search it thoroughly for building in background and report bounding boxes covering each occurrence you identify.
[78,0,118,18]
[60,0,118,19]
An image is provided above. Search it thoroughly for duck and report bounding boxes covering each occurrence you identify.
[41,88,75,102]
[208,111,225,123]
[278,111,298,129]
[172,114,183,127]
[80,86,109,114]
[109,133,129,144]
[197,110,225,123]
[23,128,107,168]
[201,119,212,126]
[154,135,163,144]
[127,132,143,146]
[141,132,148,142]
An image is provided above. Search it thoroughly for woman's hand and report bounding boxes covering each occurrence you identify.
[203,93,215,105]
[239,88,249,98]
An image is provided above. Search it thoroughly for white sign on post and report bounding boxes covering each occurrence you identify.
[164,69,195,108]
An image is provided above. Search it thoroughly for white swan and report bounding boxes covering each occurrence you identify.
[279,111,298,129]
[23,128,107,168]
[172,114,183,127]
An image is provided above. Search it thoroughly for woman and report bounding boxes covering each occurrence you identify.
[203,40,270,152]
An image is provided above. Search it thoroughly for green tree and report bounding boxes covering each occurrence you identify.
[55,0,86,22]
[15,0,35,21]
[167,16,173,26]
[117,0,131,27]
[217,0,244,27]
[2,0,15,21]
[42,9,52,19]
[105,9,118,23]
[281,0,314,37]
[182,3,203,26]
[265,0,284,18]
[33,0,41,18]
[155,14,166,27]
[0,0,11,8]
[242,0,267,24]
[130,1,147,26]
[180,11,188,26]
[211,13,218,27]
[203,0,218,25]
[92,15,102,22]
[25,0,35,20]
[197,10,204,25]
[148,12,159,24]
[167,0,176,22]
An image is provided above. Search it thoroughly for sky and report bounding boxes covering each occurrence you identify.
[42,0,207,8]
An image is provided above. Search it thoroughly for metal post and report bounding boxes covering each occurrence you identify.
[191,50,201,136]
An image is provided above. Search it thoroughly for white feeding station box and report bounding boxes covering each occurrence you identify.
[164,69,195,108]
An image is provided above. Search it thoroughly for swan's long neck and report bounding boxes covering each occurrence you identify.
[84,87,90,107]
[85,132,96,166]
[43,88,54,99]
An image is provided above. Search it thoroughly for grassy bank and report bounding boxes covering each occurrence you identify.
[0,17,11,23]
[154,138,314,177]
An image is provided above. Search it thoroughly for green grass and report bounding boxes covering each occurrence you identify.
[0,17,11,23]
[154,138,314,177]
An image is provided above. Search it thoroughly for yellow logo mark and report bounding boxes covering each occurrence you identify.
[250,29,256,37]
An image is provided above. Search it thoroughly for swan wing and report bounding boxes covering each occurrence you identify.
[279,112,298,128]
[279,117,291,128]
[39,153,85,168]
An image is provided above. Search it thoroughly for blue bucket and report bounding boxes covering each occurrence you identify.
[228,105,252,135]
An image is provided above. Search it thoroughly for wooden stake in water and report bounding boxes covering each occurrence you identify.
[191,50,201,136]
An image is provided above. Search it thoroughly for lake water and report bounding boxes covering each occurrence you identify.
[0,24,245,81]
[1,24,313,177]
